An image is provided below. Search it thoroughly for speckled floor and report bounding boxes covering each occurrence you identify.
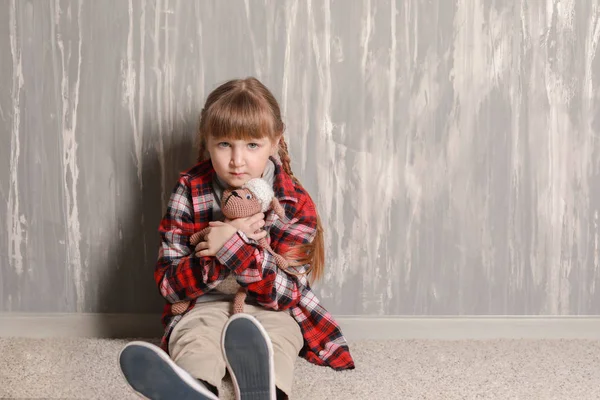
[1,338,599,399]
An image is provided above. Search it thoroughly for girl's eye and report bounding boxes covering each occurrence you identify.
[248,143,259,149]
[218,142,230,148]
[245,194,252,200]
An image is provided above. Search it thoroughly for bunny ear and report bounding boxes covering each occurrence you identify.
[271,198,286,219]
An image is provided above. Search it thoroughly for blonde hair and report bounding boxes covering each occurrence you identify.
[197,77,324,283]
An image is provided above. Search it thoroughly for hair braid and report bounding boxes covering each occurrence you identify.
[278,136,299,185]
[278,135,324,284]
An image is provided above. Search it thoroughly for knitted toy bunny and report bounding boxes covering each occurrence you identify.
[170,178,290,316]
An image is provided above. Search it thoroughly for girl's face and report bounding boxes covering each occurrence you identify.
[206,134,280,187]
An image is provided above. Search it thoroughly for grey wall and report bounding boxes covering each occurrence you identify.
[2,0,600,317]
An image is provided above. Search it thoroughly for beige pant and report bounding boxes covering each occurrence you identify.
[168,301,304,396]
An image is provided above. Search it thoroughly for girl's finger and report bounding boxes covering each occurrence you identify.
[250,219,265,231]
[251,230,268,241]
[248,213,264,224]
[198,248,215,257]
[209,221,224,226]
[195,241,208,251]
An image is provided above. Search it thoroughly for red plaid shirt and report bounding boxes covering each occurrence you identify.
[154,157,355,370]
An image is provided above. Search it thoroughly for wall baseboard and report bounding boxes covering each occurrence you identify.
[1,314,600,340]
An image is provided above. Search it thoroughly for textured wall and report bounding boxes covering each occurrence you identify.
[2,0,600,316]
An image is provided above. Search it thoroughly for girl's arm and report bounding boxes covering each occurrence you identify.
[154,175,226,304]
[215,193,317,311]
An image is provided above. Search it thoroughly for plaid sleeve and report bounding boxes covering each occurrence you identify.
[154,175,225,303]
[215,195,316,311]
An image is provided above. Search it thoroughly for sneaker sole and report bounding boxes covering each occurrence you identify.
[118,341,218,400]
[221,314,276,400]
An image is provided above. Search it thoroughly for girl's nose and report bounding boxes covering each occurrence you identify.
[230,148,244,167]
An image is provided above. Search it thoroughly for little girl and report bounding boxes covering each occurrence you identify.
[118,77,355,400]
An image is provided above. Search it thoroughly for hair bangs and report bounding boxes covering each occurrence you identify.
[204,92,275,142]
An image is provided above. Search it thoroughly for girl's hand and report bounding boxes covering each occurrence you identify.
[224,213,268,241]
[194,222,237,257]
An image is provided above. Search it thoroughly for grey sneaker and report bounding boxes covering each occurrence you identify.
[118,341,219,400]
[221,314,276,400]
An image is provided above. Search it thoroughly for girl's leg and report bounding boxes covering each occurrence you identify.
[169,300,231,393]
[245,305,304,399]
